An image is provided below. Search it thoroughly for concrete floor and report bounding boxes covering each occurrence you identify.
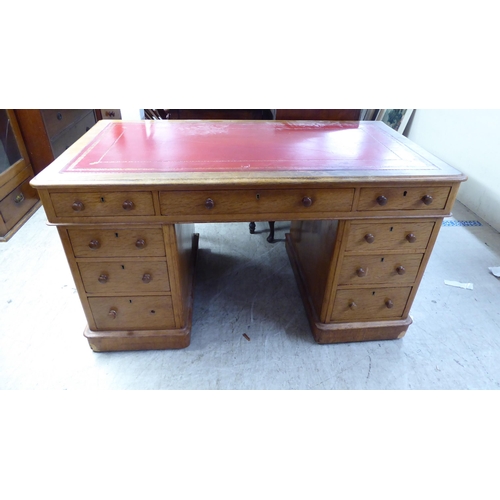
[1,200,500,389]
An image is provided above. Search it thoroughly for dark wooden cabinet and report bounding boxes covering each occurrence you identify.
[14,110,97,176]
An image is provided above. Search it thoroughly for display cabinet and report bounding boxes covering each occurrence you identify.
[0,110,40,242]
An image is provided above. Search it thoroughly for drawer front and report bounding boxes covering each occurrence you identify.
[160,188,354,218]
[89,296,176,330]
[0,177,39,231]
[68,228,166,257]
[51,112,97,158]
[79,261,170,293]
[51,191,155,217]
[357,186,451,211]
[338,254,424,285]
[331,287,412,322]
[345,221,435,252]
[41,109,94,139]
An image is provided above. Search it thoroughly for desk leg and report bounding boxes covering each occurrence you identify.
[77,225,199,352]
[286,220,414,344]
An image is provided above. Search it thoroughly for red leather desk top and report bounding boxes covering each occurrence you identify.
[60,121,438,174]
[30,120,466,189]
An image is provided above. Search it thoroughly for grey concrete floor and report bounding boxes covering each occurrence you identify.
[1,201,500,389]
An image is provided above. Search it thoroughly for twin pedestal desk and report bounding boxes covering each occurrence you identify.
[31,120,466,352]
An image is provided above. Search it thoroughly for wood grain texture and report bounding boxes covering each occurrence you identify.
[357,186,451,211]
[51,191,155,217]
[331,287,412,321]
[344,221,436,252]
[288,219,342,320]
[78,261,170,294]
[160,188,354,219]
[84,324,191,351]
[67,227,166,258]
[88,295,176,330]
[337,253,424,285]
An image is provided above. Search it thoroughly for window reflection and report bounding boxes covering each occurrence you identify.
[0,110,22,174]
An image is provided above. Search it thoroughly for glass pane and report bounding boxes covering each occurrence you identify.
[0,110,22,174]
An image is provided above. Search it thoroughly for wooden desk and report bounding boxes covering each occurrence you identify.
[31,120,466,352]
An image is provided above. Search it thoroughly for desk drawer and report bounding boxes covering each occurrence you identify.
[357,186,451,211]
[88,295,176,330]
[331,287,412,322]
[68,228,166,257]
[160,188,354,218]
[338,253,424,285]
[79,261,170,293]
[51,191,155,217]
[345,221,435,252]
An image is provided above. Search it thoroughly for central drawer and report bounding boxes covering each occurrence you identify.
[331,287,412,322]
[78,261,170,293]
[68,228,166,257]
[160,188,354,218]
[88,296,176,330]
[51,191,155,217]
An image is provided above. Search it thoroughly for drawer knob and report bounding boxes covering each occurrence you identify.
[406,233,417,243]
[385,299,394,309]
[15,193,25,204]
[302,196,313,207]
[205,198,215,209]
[396,266,406,275]
[422,195,433,205]
[136,239,146,249]
[376,195,388,206]
[108,309,117,319]
[72,201,84,212]
[142,273,152,283]
[88,239,100,249]
[98,274,109,283]
[349,301,357,310]
[364,233,375,243]
[122,200,134,211]
[356,268,367,277]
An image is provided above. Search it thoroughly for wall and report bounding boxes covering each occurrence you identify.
[406,110,500,232]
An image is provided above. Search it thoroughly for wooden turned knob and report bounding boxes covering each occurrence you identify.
[88,239,100,249]
[108,309,117,319]
[406,233,417,243]
[135,239,146,249]
[98,274,108,283]
[15,193,25,204]
[349,301,357,310]
[142,273,152,283]
[122,200,134,210]
[364,233,375,243]
[376,195,388,206]
[396,266,406,275]
[302,196,313,207]
[422,195,433,205]
[205,198,215,209]
[385,299,394,309]
[72,201,84,212]
[356,268,367,277]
